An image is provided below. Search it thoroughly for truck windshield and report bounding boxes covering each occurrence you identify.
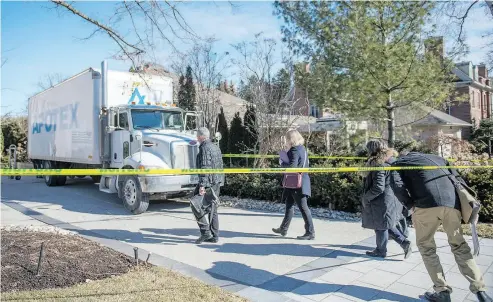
[131,110,183,130]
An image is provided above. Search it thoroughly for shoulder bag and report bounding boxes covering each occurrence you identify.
[282,148,307,189]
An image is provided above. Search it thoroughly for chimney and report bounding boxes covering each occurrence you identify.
[478,64,488,79]
[424,36,444,59]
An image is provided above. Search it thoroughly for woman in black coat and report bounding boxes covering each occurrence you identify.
[362,140,411,258]
[272,129,315,240]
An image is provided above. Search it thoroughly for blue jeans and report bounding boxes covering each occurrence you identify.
[375,226,408,255]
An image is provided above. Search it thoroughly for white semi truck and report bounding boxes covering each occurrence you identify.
[28,61,206,214]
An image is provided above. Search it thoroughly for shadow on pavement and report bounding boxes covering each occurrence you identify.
[142,227,279,239]
[2,178,281,218]
[207,261,423,301]
[1,177,191,216]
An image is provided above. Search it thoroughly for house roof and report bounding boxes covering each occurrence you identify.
[452,62,493,92]
[411,106,472,127]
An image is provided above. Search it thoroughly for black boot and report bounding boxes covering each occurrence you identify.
[365,249,386,258]
[272,228,287,237]
[205,237,219,243]
[297,233,315,240]
[401,240,412,259]
[195,234,213,244]
[478,291,493,302]
[424,290,451,302]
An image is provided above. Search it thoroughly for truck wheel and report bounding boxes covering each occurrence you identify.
[120,176,149,214]
[56,176,67,186]
[91,176,101,183]
[43,161,58,187]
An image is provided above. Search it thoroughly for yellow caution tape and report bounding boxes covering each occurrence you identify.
[1,165,492,176]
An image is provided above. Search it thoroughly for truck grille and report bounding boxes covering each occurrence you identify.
[172,144,197,169]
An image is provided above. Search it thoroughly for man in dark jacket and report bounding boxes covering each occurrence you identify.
[192,127,224,244]
[392,151,490,302]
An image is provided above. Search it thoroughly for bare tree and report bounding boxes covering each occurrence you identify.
[37,73,65,91]
[232,33,307,166]
[171,39,231,133]
[438,0,493,67]
[50,1,198,71]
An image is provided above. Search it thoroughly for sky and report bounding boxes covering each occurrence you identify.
[1,1,491,115]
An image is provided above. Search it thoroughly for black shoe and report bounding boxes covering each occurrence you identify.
[402,240,412,259]
[424,290,451,302]
[478,291,493,302]
[205,237,219,243]
[272,228,287,237]
[297,234,315,240]
[195,234,213,244]
[366,250,386,258]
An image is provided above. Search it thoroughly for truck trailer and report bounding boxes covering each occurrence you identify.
[28,61,204,214]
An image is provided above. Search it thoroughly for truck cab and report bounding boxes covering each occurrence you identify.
[101,103,202,214]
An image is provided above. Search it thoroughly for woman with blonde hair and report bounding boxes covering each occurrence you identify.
[361,139,411,258]
[272,129,315,240]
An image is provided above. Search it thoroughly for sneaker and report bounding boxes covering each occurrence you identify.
[297,234,315,240]
[402,240,412,259]
[478,291,493,302]
[365,249,386,258]
[272,228,287,237]
[424,290,451,302]
[195,234,213,244]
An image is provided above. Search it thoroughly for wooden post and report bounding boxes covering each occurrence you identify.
[36,242,45,276]
[133,247,139,265]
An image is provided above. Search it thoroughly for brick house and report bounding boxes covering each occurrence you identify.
[425,37,493,139]
[448,62,493,139]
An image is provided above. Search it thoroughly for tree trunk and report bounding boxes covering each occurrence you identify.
[387,93,395,147]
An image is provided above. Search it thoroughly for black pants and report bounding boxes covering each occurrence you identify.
[280,189,315,235]
[395,217,409,238]
[193,185,220,238]
[375,226,408,255]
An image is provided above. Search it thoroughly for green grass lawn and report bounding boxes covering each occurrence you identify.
[1,266,248,302]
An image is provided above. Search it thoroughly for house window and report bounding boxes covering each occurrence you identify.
[310,105,320,117]
[472,93,475,108]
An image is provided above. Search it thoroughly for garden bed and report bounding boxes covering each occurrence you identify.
[1,229,134,292]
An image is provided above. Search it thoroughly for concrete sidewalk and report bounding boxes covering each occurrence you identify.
[1,177,492,302]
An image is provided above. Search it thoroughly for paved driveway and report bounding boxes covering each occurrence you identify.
[2,177,492,302]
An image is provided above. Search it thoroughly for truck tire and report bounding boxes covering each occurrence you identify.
[56,176,67,186]
[120,176,149,214]
[43,161,58,187]
[91,176,101,183]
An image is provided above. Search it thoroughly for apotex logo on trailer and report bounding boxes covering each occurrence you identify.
[31,103,79,134]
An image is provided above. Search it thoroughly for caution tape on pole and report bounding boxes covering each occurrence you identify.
[1,165,492,176]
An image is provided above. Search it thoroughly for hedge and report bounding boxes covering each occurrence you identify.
[222,162,363,214]
[222,163,493,223]
[461,169,493,223]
